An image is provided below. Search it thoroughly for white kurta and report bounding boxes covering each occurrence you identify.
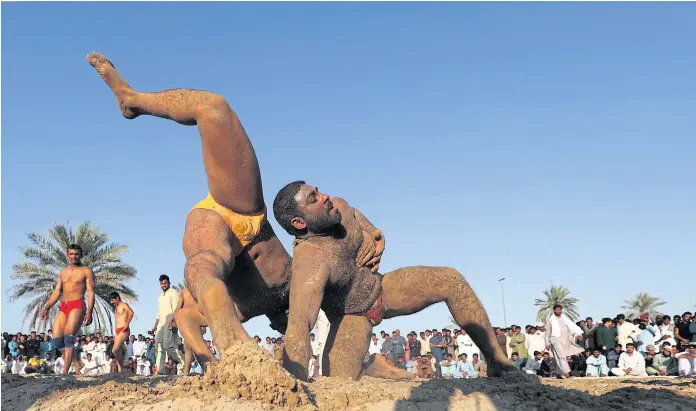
[456,334,480,360]
[544,314,584,376]
[611,352,647,376]
[525,333,546,356]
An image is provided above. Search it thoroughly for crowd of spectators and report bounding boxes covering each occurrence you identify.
[366,311,696,379]
[3,310,694,380]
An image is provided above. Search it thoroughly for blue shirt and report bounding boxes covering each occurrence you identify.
[429,336,444,361]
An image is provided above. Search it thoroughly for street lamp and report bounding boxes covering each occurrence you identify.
[498,278,507,327]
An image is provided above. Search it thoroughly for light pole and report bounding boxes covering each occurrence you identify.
[498,278,507,327]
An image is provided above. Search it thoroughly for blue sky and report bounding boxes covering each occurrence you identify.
[2,2,695,341]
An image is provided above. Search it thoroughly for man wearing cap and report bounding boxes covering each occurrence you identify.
[646,342,678,376]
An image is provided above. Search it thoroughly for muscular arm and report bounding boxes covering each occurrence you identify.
[282,248,331,381]
[84,268,96,325]
[43,276,64,311]
[123,303,134,327]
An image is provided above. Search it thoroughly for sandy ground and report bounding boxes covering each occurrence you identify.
[2,343,695,411]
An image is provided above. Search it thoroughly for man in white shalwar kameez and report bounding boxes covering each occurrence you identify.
[544,305,584,379]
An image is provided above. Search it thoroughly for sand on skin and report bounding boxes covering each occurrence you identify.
[2,343,694,411]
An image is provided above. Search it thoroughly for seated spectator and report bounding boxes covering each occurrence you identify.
[510,352,523,369]
[523,351,543,375]
[585,348,609,377]
[416,355,433,379]
[569,350,590,377]
[2,354,12,373]
[675,342,696,377]
[163,358,177,375]
[642,345,657,368]
[611,343,647,376]
[607,344,623,369]
[471,353,487,378]
[647,342,679,376]
[24,354,45,374]
[43,353,55,374]
[80,353,101,376]
[539,352,557,378]
[456,353,478,379]
[137,356,151,376]
[440,353,456,379]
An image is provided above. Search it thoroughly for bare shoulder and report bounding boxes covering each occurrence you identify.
[183,208,234,257]
[292,242,333,271]
[81,266,94,276]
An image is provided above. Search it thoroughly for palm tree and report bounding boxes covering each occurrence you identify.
[534,285,580,322]
[7,221,138,334]
[621,293,667,320]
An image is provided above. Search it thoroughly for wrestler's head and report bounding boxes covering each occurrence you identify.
[66,244,83,265]
[273,181,342,236]
[109,292,121,307]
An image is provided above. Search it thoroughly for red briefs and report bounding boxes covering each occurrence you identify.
[59,299,86,316]
[116,327,130,335]
[364,295,384,327]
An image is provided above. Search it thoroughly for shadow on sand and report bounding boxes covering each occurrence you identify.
[392,376,696,411]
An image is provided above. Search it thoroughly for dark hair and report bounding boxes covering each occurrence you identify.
[625,343,635,347]
[553,304,562,310]
[109,292,121,300]
[617,314,625,320]
[272,180,306,236]
[159,274,170,283]
[67,244,83,253]
[663,315,671,321]
[533,351,541,356]
[511,352,519,356]
[683,311,692,317]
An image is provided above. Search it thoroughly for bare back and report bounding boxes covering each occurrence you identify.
[294,198,382,316]
[59,266,91,302]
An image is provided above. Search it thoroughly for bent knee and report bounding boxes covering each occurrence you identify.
[185,249,229,295]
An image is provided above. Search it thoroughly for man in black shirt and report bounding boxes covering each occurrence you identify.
[408,332,421,359]
[675,312,693,350]
[27,332,41,358]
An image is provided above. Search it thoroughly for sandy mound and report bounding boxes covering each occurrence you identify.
[2,361,694,411]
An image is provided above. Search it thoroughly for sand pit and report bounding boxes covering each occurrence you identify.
[2,347,694,411]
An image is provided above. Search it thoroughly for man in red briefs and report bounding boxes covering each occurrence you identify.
[110,292,134,372]
[40,244,95,375]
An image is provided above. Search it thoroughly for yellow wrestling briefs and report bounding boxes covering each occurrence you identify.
[189,193,267,253]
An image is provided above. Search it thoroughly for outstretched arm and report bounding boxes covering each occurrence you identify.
[84,269,96,326]
[282,248,331,381]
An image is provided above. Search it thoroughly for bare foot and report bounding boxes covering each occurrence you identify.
[86,52,140,119]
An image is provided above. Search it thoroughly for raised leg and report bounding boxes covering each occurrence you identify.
[86,52,263,214]
[174,306,217,369]
[381,266,515,377]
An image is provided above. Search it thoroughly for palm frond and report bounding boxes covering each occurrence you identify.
[534,285,580,322]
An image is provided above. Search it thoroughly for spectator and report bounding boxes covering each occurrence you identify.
[585,348,609,377]
[80,353,101,376]
[391,329,407,362]
[523,351,543,375]
[439,353,455,379]
[25,354,45,374]
[675,312,694,349]
[381,334,395,364]
[510,352,523,368]
[456,329,480,361]
[419,331,430,356]
[636,323,655,353]
[495,328,507,358]
[368,334,381,356]
[2,354,12,373]
[596,317,618,355]
[471,353,487,378]
[456,353,477,379]
[611,342,647,376]
[152,274,180,375]
[538,352,557,377]
[675,342,696,377]
[137,355,151,376]
[647,342,678,376]
[429,331,444,377]
[607,344,623,369]
[617,314,640,347]
[525,326,545,359]
[8,336,19,359]
[582,317,597,350]
[510,326,529,362]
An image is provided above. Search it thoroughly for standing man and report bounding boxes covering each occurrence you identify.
[151,274,179,375]
[544,304,585,379]
[110,292,134,372]
[40,244,95,375]
[456,329,480,362]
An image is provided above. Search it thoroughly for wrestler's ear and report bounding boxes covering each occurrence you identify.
[291,217,307,231]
